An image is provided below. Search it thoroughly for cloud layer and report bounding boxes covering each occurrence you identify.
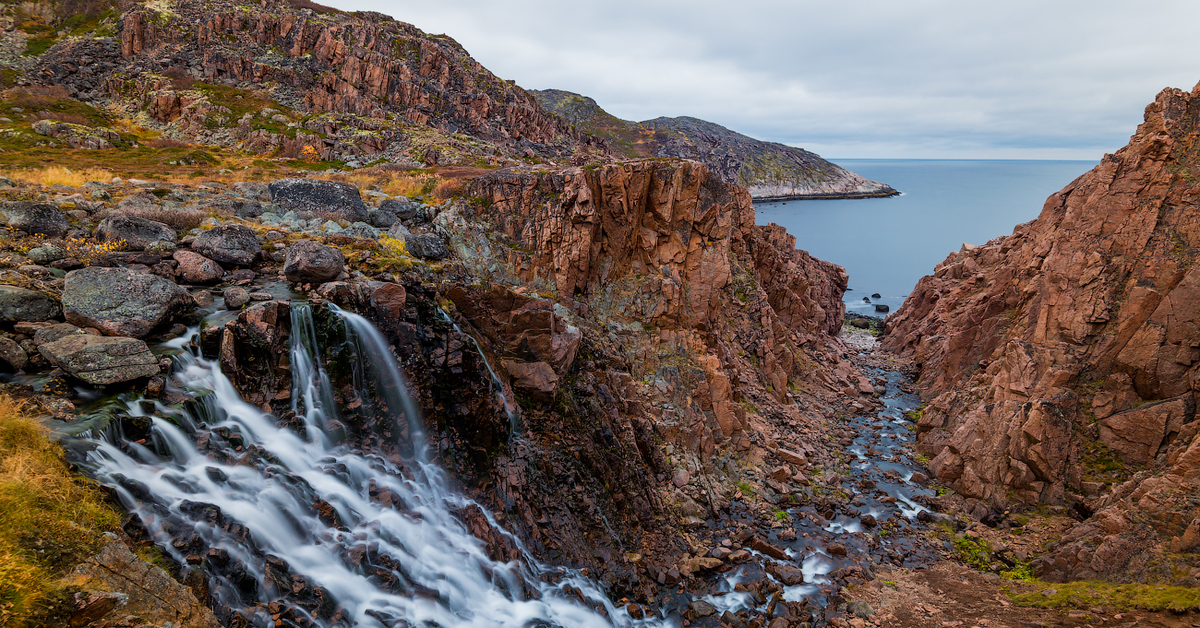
[330,0,1200,158]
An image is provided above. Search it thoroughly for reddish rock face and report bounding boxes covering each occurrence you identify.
[884,81,1200,581]
[103,0,603,161]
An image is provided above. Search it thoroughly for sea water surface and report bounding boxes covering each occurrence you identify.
[754,159,1097,315]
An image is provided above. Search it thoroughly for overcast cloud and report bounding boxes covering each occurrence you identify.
[326,0,1200,159]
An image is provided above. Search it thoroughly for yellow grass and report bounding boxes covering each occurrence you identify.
[0,396,120,626]
[7,166,115,188]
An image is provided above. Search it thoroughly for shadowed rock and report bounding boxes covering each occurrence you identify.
[0,285,61,322]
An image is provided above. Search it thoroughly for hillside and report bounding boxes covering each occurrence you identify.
[532,88,897,200]
[0,0,607,177]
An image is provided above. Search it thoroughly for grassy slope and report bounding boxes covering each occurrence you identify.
[0,396,120,627]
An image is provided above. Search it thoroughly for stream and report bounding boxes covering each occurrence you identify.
[68,303,942,628]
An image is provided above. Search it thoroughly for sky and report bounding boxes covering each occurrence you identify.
[326,0,1200,160]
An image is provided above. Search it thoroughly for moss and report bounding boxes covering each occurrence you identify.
[1011,580,1200,613]
[0,396,121,626]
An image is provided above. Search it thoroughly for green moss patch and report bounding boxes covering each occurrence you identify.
[1011,580,1200,613]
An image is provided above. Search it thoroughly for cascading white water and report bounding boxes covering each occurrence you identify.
[81,303,670,628]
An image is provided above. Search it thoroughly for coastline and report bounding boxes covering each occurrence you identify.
[752,187,901,202]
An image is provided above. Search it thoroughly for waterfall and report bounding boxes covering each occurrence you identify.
[79,302,665,628]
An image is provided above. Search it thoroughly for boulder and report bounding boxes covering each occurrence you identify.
[403,233,449,260]
[283,240,345,284]
[0,285,60,322]
[173,250,223,284]
[232,181,270,201]
[70,542,221,628]
[192,225,261,266]
[267,178,369,222]
[4,201,68,237]
[223,287,250,310]
[368,208,397,229]
[0,336,27,370]
[39,334,158,384]
[95,215,177,251]
[379,198,421,220]
[63,267,193,338]
[33,323,84,346]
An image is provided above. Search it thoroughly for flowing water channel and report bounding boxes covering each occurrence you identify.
[71,303,940,627]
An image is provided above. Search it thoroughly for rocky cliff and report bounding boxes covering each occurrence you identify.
[884,82,1200,582]
[1,0,606,167]
[532,89,897,200]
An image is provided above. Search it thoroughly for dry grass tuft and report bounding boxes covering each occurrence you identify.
[7,166,114,188]
[0,396,120,625]
[430,177,467,201]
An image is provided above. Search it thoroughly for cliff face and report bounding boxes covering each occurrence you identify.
[531,89,897,200]
[17,0,605,165]
[884,83,1200,582]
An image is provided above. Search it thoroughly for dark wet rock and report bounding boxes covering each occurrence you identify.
[874,304,890,313]
[768,564,805,585]
[96,215,177,251]
[403,233,449,260]
[0,336,27,370]
[284,240,345,284]
[63,267,193,338]
[223,287,250,310]
[4,201,68,237]
[173,250,223,285]
[688,600,716,618]
[192,225,261,266]
[827,543,848,556]
[871,293,882,299]
[0,285,61,322]
[749,536,789,561]
[268,178,369,222]
[39,334,159,384]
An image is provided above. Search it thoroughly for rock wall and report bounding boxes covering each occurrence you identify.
[883,82,1200,582]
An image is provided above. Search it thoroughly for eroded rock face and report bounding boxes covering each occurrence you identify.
[63,267,193,338]
[883,81,1200,582]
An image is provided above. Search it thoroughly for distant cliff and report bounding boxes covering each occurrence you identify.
[531,89,897,201]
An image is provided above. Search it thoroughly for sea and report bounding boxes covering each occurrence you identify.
[753,159,1098,316]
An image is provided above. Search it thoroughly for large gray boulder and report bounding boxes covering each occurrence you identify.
[95,215,177,251]
[268,178,369,222]
[192,225,261,266]
[405,233,450,261]
[0,285,60,322]
[4,201,68,237]
[283,240,345,284]
[39,334,158,385]
[63,267,193,338]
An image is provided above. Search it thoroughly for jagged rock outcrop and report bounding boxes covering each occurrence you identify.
[22,0,606,165]
[532,89,896,200]
[884,82,1200,582]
